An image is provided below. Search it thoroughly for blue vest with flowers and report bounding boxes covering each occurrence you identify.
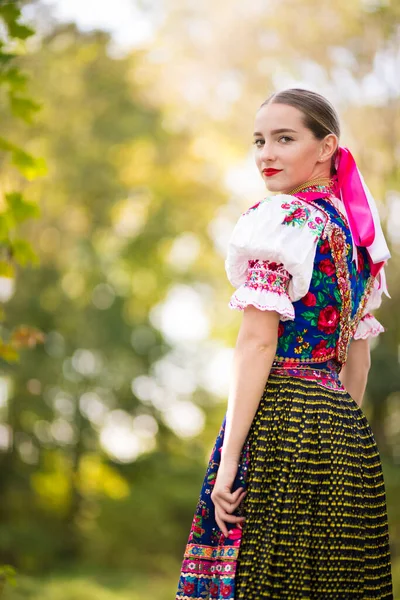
[276,196,374,367]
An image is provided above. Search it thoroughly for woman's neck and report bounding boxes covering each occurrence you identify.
[286,175,337,195]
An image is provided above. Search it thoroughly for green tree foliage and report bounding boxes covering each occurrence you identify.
[0,20,229,575]
[0,1,45,363]
[1,2,400,595]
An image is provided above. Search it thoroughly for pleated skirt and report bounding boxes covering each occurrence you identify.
[176,373,393,600]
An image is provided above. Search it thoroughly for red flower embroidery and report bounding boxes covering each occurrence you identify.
[183,581,195,594]
[320,239,330,254]
[319,258,336,276]
[268,261,280,271]
[283,207,307,223]
[311,339,333,359]
[302,291,316,307]
[278,323,284,337]
[210,583,219,595]
[227,527,242,547]
[317,306,340,334]
[221,583,232,597]
[244,201,261,215]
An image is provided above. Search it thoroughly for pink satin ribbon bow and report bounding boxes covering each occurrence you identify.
[293,146,390,292]
[335,147,375,248]
[335,146,389,279]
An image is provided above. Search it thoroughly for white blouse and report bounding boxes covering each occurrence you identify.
[225,194,384,339]
[354,275,385,339]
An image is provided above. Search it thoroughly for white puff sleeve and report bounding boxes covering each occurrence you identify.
[225,194,327,321]
[353,274,385,340]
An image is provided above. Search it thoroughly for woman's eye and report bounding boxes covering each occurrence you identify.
[253,139,264,147]
[279,136,293,143]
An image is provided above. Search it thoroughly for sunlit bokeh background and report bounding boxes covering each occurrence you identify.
[0,1,399,598]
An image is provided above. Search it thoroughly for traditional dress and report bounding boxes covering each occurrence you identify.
[176,180,393,600]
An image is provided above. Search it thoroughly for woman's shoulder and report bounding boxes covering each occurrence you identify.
[230,193,328,247]
[225,194,329,301]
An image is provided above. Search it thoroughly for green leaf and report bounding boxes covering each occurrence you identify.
[6,22,34,40]
[0,3,20,23]
[0,135,15,153]
[280,336,291,352]
[302,310,317,321]
[0,4,34,40]
[10,239,39,266]
[5,192,40,223]
[3,66,28,90]
[0,564,17,586]
[0,51,16,67]
[0,215,12,241]
[312,269,323,285]
[11,149,47,180]
[9,94,41,123]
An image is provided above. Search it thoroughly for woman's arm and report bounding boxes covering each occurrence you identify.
[221,306,280,463]
[211,306,279,536]
[339,338,371,407]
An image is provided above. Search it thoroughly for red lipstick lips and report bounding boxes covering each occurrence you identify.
[263,169,282,177]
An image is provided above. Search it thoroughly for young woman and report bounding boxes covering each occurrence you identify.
[176,88,393,599]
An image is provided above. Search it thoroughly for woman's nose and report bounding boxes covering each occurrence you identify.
[260,142,276,163]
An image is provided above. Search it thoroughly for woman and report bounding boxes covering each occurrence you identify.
[176,88,393,599]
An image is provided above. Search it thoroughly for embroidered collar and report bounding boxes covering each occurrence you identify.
[288,176,338,196]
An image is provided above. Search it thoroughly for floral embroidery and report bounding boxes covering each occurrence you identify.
[320,238,330,254]
[177,418,250,599]
[281,199,325,239]
[319,258,336,276]
[270,359,345,392]
[244,259,290,295]
[275,195,374,366]
[311,339,335,360]
[243,196,272,216]
[317,305,340,335]
[302,291,316,307]
[281,201,311,227]
[325,223,352,363]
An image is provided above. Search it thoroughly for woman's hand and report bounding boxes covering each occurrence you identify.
[211,458,247,537]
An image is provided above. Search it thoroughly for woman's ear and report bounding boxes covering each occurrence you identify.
[318,134,338,163]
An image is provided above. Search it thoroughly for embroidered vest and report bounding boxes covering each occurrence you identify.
[275,196,375,368]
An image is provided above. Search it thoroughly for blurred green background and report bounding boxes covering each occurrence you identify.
[0,1,399,598]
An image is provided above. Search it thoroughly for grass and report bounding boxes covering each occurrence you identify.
[2,560,400,599]
[1,568,179,600]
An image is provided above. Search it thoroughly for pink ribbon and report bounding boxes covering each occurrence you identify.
[335,147,375,247]
[294,146,388,279]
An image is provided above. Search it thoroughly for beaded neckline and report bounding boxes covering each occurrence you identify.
[287,177,337,196]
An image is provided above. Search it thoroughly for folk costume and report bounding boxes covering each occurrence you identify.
[176,148,393,599]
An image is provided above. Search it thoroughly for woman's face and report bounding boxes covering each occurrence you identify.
[253,102,337,194]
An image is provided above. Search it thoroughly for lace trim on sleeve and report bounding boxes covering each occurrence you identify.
[228,259,294,320]
[353,312,385,340]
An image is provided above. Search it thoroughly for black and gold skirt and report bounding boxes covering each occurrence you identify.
[176,371,393,600]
